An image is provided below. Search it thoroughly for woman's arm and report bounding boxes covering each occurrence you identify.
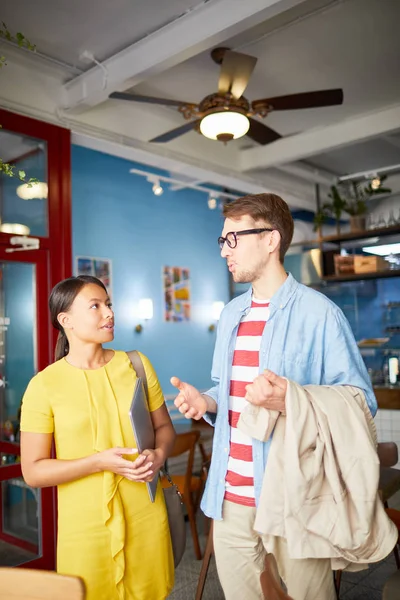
[21,432,139,488]
[137,404,176,482]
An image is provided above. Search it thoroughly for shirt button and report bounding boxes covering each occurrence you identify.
[280,304,283,309]
[224,448,228,452]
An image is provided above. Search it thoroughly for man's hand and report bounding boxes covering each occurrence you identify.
[245,370,287,414]
[171,376,209,420]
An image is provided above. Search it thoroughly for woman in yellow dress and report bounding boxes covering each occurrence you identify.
[20,275,175,600]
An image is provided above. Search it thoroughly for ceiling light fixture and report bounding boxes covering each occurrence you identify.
[0,223,31,235]
[208,194,218,210]
[362,243,400,257]
[146,175,164,196]
[338,162,400,183]
[152,180,163,196]
[131,167,240,201]
[370,176,381,190]
[200,111,250,142]
[16,181,48,200]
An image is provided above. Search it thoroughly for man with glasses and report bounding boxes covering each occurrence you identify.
[171,193,376,600]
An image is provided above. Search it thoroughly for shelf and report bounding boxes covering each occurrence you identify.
[320,223,400,245]
[374,386,400,410]
[321,269,400,283]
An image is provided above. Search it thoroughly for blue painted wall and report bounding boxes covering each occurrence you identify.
[71,145,230,394]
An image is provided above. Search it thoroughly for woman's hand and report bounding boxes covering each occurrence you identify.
[134,448,166,483]
[96,447,141,479]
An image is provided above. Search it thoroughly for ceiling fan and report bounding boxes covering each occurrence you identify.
[109,47,343,145]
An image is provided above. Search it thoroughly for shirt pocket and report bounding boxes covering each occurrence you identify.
[280,351,319,384]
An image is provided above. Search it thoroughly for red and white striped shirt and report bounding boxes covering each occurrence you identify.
[224,297,270,507]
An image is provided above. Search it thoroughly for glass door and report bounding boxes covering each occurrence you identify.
[0,247,55,569]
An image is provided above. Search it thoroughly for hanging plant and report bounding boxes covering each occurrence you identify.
[0,22,38,186]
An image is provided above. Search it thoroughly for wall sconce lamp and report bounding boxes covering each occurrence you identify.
[208,301,225,332]
[135,298,154,333]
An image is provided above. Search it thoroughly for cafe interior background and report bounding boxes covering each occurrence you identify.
[0,0,400,592]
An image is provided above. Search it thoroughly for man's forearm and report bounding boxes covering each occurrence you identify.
[202,393,217,413]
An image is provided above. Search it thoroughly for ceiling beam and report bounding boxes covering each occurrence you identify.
[239,104,400,172]
[72,131,316,211]
[62,0,308,113]
[274,162,335,185]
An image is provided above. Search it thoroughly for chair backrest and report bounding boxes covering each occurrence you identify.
[169,430,200,490]
[378,442,399,467]
[0,568,85,599]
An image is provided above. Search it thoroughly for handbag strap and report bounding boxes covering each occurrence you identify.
[126,350,176,488]
[126,350,149,399]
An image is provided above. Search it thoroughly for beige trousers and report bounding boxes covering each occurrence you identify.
[213,501,336,600]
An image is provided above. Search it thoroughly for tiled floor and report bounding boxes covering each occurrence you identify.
[1,495,399,598]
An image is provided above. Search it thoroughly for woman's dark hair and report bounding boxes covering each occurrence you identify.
[49,276,108,361]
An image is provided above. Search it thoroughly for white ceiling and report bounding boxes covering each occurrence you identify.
[1,0,400,209]
[0,0,206,69]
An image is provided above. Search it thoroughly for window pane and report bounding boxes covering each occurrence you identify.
[0,129,48,237]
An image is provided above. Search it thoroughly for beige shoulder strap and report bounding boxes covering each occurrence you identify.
[126,350,148,399]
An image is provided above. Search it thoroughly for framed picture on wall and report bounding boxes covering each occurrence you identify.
[75,256,112,296]
[163,265,190,322]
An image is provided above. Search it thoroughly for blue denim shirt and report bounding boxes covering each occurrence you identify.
[200,273,377,520]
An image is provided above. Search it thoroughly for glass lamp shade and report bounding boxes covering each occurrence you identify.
[16,181,48,200]
[200,111,250,141]
[0,223,31,235]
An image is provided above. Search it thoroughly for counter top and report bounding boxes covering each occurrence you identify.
[374,386,400,410]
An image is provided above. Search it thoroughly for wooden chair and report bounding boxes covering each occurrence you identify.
[161,429,204,559]
[0,568,85,599]
[378,442,400,506]
[195,525,295,600]
[385,507,400,569]
[195,520,214,600]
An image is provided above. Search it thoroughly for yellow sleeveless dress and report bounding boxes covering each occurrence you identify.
[20,350,174,600]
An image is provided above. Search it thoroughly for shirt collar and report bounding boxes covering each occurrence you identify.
[235,272,299,313]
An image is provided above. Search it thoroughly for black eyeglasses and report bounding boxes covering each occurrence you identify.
[218,228,273,250]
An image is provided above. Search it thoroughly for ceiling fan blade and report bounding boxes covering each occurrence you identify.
[218,50,257,99]
[150,120,201,143]
[246,118,282,145]
[109,91,196,107]
[252,89,344,111]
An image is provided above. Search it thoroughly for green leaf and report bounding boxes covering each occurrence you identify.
[18,170,26,179]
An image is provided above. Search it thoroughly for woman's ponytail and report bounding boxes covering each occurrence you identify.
[54,329,69,361]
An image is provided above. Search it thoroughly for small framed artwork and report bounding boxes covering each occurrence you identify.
[163,265,191,322]
[75,256,112,296]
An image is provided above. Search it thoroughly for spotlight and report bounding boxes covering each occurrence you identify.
[152,180,163,196]
[370,176,381,190]
[208,195,217,210]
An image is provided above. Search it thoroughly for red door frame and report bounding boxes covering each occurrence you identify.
[0,109,72,569]
[0,248,56,568]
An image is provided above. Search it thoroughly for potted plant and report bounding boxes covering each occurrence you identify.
[313,185,347,236]
[313,176,392,235]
